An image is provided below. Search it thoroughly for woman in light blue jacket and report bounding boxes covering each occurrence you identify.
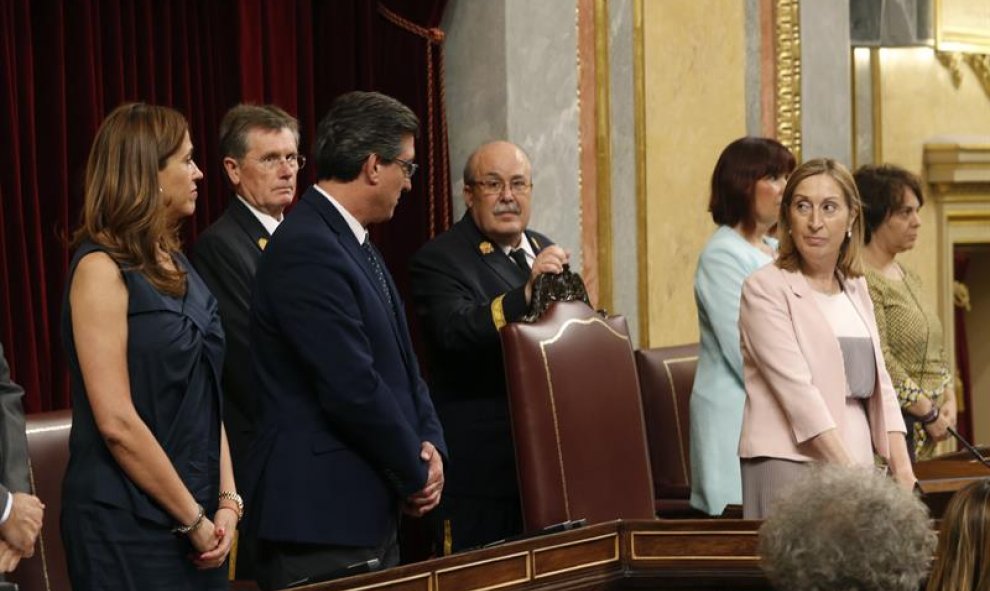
[689,137,795,515]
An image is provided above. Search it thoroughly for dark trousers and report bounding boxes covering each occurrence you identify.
[254,527,398,591]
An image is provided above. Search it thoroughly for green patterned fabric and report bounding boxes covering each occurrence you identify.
[865,265,952,458]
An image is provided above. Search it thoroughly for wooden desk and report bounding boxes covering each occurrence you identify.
[292,520,769,591]
[914,457,990,517]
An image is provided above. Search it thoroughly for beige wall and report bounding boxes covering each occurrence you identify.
[642,0,747,347]
[877,47,990,308]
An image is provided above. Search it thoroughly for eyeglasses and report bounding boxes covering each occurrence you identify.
[248,153,306,171]
[392,157,419,179]
[468,178,533,196]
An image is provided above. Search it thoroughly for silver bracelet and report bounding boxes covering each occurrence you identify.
[171,504,205,535]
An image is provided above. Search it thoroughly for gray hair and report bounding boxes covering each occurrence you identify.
[218,103,300,160]
[759,465,936,591]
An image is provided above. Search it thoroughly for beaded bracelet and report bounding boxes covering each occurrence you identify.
[171,504,206,535]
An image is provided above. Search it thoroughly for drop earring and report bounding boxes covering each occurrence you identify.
[846,227,852,238]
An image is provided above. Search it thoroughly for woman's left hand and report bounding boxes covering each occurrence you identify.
[192,508,237,570]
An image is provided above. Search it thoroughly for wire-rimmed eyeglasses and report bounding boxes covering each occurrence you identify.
[393,157,419,179]
[248,153,307,171]
[467,178,532,196]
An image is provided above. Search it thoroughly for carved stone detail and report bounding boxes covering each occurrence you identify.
[936,50,990,100]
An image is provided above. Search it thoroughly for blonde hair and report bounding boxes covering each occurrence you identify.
[926,478,990,591]
[775,158,865,278]
[72,103,189,296]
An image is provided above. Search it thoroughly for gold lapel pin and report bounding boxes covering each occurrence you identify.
[257,237,269,251]
[479,241,494,255]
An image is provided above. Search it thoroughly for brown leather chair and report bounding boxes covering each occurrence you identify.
[500,301,655,531]
[8,410,71,591]
[634,344,701,517]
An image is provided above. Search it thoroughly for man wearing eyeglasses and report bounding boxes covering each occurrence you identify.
[410,140,568,553]
[191,104,302,579]
[246,92,446,590]
[192,104,303,493]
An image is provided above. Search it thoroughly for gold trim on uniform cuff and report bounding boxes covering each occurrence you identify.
[491,294,507,330]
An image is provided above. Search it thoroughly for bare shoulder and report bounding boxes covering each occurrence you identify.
[70,251,126,306]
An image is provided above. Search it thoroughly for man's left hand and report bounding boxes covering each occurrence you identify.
[404,441,444,517]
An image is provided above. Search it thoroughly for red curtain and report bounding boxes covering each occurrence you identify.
[0,0,451,412]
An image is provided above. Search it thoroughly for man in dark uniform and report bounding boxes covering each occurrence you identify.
[192,103,302,486]
[410,141,568,553]
[192,104,301,579]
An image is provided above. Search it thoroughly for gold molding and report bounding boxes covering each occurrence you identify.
[532,533,620,579]
[633,0,648,347]
[870,48,883,164]
[629,530,760,561]
[936,50,990,100]
[774,0,802,161]
[435,551,530,591]
[594,0,614,315]
[340,572,433,591]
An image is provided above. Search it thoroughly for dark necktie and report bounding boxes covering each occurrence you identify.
[361,238,395,311]
[509,248,530,273]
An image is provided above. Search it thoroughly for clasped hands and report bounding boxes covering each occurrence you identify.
[187,504,239,570]
[0,492,45,572]
[404,441,444,517]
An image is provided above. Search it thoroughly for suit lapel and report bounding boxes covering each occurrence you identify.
[302,188,406,342]
[228,198,272,252]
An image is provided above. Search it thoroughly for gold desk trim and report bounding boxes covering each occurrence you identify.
[434,551,531,591]
[629,529,760,561]
[532,532,620,579]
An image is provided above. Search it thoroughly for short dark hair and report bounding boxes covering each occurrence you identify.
[853,164,925,244]
[708,137,795,232]
[218,103,300,160]
[314,91,420,182]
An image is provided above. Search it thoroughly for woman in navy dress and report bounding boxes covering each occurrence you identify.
[61,103,238,590]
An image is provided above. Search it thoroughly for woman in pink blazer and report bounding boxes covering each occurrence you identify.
[737,158,916,519]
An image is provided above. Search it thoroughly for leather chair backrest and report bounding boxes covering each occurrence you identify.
[8,410,71,591]
[634,345,699,502]
[500,301,655,530]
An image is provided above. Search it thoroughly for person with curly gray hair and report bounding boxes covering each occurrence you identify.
[759,465,936,591]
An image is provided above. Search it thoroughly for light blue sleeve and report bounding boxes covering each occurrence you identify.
[695,242,753,382]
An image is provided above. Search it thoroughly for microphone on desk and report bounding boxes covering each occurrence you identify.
[947,425,990,471]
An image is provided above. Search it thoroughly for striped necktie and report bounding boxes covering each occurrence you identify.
[362,238,394,311]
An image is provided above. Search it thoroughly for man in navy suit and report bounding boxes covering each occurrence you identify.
[247,91,446,590]
[192,103,301,488]
[409,141,567,552]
